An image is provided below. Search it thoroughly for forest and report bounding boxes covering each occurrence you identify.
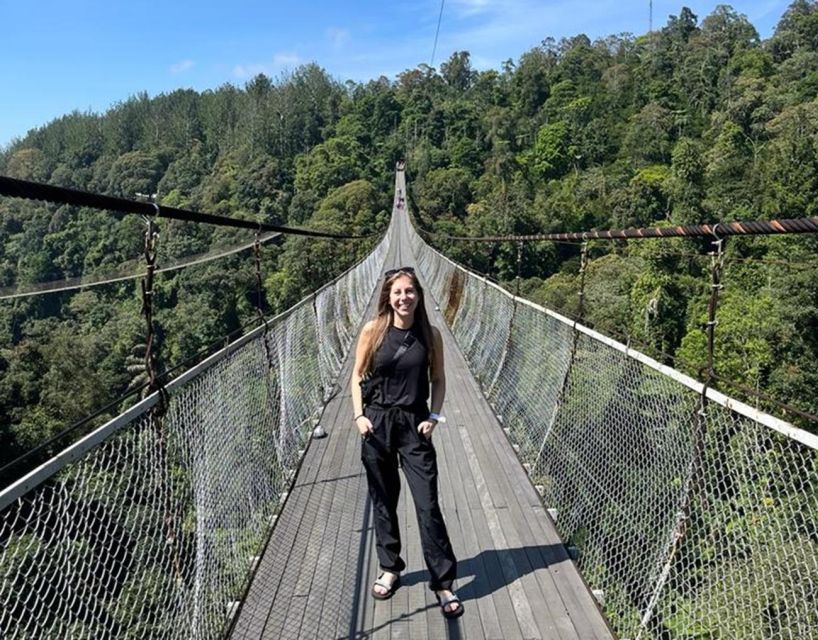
[1,0,817,484]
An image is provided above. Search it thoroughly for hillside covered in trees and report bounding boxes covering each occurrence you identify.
[2,1,818,478]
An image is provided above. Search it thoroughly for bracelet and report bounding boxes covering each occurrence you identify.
[353,414,365,422]
[429,412,446,424]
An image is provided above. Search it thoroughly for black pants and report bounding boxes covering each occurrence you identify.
[361,405,457,591]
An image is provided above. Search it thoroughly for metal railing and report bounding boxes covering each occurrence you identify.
[0,229,390,639]
[410,223,818,640]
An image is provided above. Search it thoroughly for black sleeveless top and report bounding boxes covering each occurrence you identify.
[371,324,430,408]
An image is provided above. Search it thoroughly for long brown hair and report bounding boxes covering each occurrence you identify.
[358,269,436,376]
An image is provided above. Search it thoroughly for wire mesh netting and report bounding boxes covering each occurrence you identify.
[411,226,818,640]
[0,231,390,640]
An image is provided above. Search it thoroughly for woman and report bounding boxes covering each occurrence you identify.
[350,266,464,619]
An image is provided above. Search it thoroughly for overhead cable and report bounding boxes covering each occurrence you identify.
[0,175,376,239]
[430,0,445,67]
[423,217,818,242]
[0,231,281,300]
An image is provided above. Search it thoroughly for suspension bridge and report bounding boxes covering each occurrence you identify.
[1,170,816,639]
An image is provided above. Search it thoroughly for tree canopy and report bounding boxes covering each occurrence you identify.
[1,1,817,481]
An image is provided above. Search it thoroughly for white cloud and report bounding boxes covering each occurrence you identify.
[232,53,302,79]
[326,27,350,48]
[428,0,643,68]
[169,59,194,74]
[448,0,493,17]
[273,52,301,66]
[233,63,266,78]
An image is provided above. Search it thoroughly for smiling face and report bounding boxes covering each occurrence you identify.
[389,274,419,322]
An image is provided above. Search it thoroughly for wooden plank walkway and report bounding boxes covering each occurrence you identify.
[229,196,614,640]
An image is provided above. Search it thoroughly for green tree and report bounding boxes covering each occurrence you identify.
[520,121,572,181]
[440,51,475,92]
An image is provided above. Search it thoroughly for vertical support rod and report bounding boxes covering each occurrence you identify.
[487,259,518,397]
[514,240,523,297]
[254,232,264,321]
[577,240,589,324]
[702,234,726,395]
[139,209,182,585]
[531,240,590,474]
[636,231,727,638]
[141,216,160,396]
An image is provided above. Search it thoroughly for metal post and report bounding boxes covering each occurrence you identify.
[531,240,590,472]
[140,212,161,398]
[138,203,183,585]
[515,240,523,297]
[254,232,265,321]
[577,240,589,324]
[636,229,727,637]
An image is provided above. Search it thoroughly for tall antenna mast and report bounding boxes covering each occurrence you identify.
[649,0,653,32]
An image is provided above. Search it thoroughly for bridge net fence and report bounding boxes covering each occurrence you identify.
[0,231,390,640]
[411,229,818,640]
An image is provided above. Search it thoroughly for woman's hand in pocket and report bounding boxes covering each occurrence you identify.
[417,420,437,440]
[355,415,374,437]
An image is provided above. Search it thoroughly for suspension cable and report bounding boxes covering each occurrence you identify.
[0,231,282,300]
[419,216,818,242]
[0,175,378,239]
[430,0,446,67]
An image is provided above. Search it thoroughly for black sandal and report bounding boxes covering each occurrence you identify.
[435,591,464,619]
[372,573,401,600]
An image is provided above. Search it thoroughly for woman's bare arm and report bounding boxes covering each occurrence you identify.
[429,326,446,415]
[351,321,375,435]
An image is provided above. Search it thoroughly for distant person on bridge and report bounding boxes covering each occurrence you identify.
[351,266,464,619]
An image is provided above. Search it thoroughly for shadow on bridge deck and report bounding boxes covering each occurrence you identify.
[229,194,613,640]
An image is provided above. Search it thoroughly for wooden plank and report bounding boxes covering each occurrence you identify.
[404,467,429,640]
[387,476,411,640]
[464,371,609,640]
[443,349,528,639]
[441,405,525,640]
[276,594,308,640]
[230,222,614,640]
[230,400,334,639]
[333,399,375,640]
[333,410,370,637]
[433,408,488,639]
[264,429,334,637]
[315,395,367,637]
[294,396,347,598]
[474,405,592,633]
[423,418,471,638]
[296,397,351,639]
[333,442,371,640]
[458,418,539,639]
[441,310,613,640]
[456,387,576,640]
[371,525,391,639]
[357,500,378,637]
[446,395,483,510]
[441,396,505,639]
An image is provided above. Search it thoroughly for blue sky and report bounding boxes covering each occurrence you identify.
[1,0,793,149]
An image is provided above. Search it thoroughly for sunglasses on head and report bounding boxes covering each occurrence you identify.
[384,266,415,278]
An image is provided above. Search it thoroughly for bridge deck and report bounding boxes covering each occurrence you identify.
[229,207,613,640]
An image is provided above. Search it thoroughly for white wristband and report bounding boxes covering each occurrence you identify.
[429,413,446,424]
